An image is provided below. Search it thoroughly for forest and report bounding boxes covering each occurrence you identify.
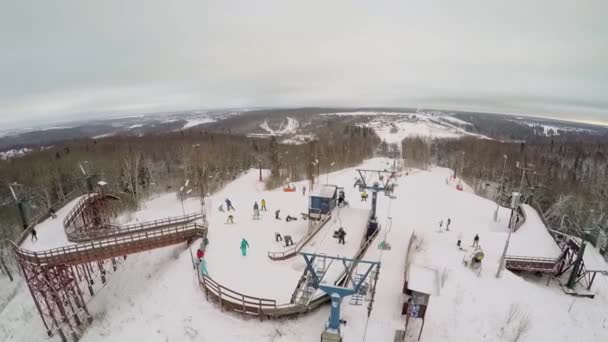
[0,120,379,244]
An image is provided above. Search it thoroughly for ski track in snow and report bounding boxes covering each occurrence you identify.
[1,158,607,341]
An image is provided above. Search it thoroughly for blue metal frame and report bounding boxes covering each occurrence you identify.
[300,252,381,332]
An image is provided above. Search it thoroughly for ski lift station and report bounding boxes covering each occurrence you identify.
[309,184,338,219]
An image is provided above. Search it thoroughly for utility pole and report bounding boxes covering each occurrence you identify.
[516,162,535,194]
[494,154,508,222]
[496,192,521,278]
[9,183,27,229]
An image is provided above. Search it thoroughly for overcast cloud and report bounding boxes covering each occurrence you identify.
[0,0,606,128]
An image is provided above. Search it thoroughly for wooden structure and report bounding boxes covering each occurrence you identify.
[13,189,206,341]
[267,213,332,261]
[200,227,381,320]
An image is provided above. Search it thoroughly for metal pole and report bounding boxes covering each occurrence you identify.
[496,208,514,278]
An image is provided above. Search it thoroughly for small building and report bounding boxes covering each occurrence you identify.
[309,185,338,219]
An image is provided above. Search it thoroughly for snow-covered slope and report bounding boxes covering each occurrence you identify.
[322,111,487,143]
[2,158,607,342]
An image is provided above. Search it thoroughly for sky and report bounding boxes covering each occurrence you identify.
[1,0,607,128]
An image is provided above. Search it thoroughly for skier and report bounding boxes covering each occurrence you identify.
[337,227,346,245]
[286,215,297,222]
[261,199,267,211]
[226,215,234,224]
[361,191,368,202]
[275,232,283,242]
[457,232,463,249]
[199,258,209,276]
[196,248,204,261]
[275,209,281,220]
[446,218,451,231]
[240,238,250,256]
[472,234,480,247]
[31,228,38,241]
[302,186,306,196]
[218,204,225,212]
[49,208,57,219]
[439,220,444,230]
[253,202,260,219]
[225,198,235,211]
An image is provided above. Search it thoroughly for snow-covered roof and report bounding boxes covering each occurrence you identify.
[583,246,608,272]
[311,185,337,198]
[407,264,439,296]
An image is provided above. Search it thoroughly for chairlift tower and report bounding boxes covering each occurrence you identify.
[355,169,397,238]
[300,252,381,342]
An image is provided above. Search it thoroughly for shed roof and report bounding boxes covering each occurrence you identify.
[311,185,337,198]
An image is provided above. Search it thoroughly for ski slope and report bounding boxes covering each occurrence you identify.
[1,158,607,342]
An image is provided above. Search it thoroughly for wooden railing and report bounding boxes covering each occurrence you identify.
[267,213,331,261]
[199,274,278,319]
[14,189,83,246]
[13,223,206,267]
[504,255,560,273]
[67,212,204,242]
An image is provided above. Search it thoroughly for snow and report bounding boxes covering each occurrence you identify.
[0,148,32,160]
[2,158,608,342]
[249,117,301,139]
[281,134,316,145]
[332,112,489,143]
[127,124,143,129]
[507,205,563,259]
[91,133,115,139]
[583,246,608,273]
[408,264,441,295]
[441,116,472,126]
[516,121,595,136]
[182,117,215,129]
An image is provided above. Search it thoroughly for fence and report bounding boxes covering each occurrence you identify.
[199,274,278,319]
[267,214,331,261]
[13,223,206,267]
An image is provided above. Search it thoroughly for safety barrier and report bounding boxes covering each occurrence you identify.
[13,223,206,267]
[504,255,560,273]
[267,214,331,261]
[67,212,204,242]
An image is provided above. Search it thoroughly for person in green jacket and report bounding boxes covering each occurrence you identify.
[240,238,250,256]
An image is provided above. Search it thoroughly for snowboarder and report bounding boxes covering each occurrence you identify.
[261,199,267,211]
[286,215,297,222]
[226,215,234,224]
[199,258,209,276]
[472,234,480,247]
[275,232,283,242]
[49,208,57,219]
[337,227,346,244]
[253,202,260,219]
[275,209,281,220]
[284,235,294,246]
[225,198,235,211]
[302,186,306,196]
[457,232,462,249]
[31,228,38,241]
[240,238,250,256]
[446,218,451,231]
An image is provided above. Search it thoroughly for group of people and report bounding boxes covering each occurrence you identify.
[439,218,452,231]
